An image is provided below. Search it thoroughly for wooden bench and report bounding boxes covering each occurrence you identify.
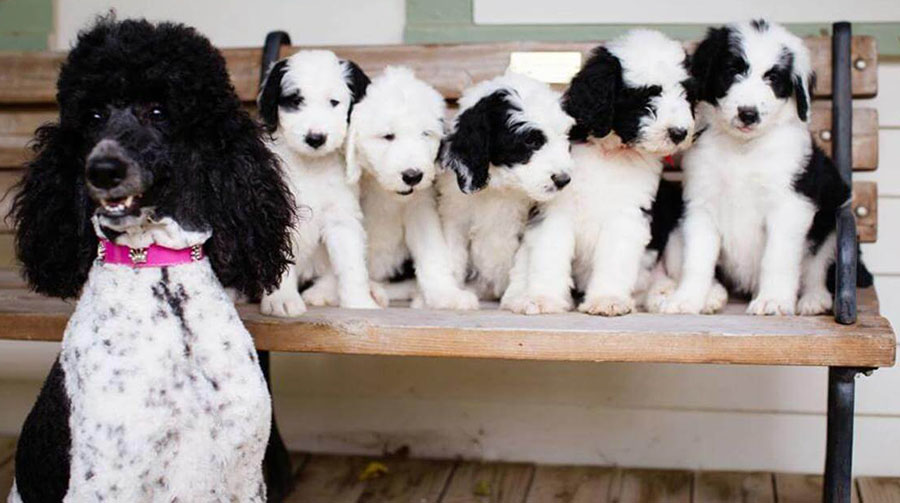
[0,22,894,503]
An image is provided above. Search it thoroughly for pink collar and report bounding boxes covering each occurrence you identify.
[97,239,204,268]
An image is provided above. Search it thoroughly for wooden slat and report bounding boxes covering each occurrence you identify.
[774,473,860,503]
[854,181,878,243]
[694,472,774,503]
[526,465,617,503]
[0,36,878,105]
[617,469,693,503]
[810,105,879,171]
[858,477,900,503]
[0,287,893,366]
[442,462,534,503]
[288,455,455,503]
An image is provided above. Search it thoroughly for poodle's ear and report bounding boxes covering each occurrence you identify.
[201,113,295,300]
[688,26,732,104]
[9,125,97,298]
[344,111,362,184]
[441,90,511,193]
[342,60,370,119]
[563,47,621,141]
[258,59,289,133]
[792,68,814,122]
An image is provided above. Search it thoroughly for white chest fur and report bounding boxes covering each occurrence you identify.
[61,261,270,502]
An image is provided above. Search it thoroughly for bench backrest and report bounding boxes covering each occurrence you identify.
[0,37,880,263]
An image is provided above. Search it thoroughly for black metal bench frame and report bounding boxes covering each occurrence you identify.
[254,22,871,503]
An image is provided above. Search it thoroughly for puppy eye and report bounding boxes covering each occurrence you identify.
[88,109,106,125]
[422,131,433,138]
[383,133,395,141]
[330,99,340,107]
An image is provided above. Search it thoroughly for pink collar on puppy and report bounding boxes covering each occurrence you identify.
[98,239,204,268]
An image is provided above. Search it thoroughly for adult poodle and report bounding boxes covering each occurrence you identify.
[8,18,294,502]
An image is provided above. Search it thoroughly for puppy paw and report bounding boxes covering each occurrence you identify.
[578,294,634,316]
[702,282,729,314]
[369,281,391,308]
[659,292,705,314]
[424,288,480,310]
[341,295,383,310]
[261,291,307,318]
[644,277,677,313]
[302,281,338,307]
[747,295,796,316]
[502,294,572,315]
[797,290,832,316]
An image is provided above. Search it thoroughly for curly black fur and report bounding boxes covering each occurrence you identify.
[342,59,371,118]
[10,18,295,299]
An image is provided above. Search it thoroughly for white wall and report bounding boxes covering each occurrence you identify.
[2,0,898,477]
[52,0,405,50]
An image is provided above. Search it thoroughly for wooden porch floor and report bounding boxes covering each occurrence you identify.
[2,438,899,502]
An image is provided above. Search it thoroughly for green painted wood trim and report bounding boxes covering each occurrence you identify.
[405,0,900,56]
[0,0,53,50]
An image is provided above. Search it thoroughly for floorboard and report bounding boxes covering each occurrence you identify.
[774,473,861,503]
[858,478,900,503]
[525,465,617,503]
[441,462,534,503]
[693,472,774,503]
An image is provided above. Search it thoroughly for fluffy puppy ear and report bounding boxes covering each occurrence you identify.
[342,60,370,118]
[563,47,621,141]
[200,112,296,300]
[258,59,289,133]
[10,125,97,298]
[441,90,514,193]
[792,68,814,122]
[688,27,731,104]
[344,111,362,184]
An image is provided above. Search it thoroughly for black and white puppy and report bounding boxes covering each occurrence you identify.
[502,30,696,316]
[438,72,575,300]
[8,19,294,502]
[258,50,383,317]
[657,19,851,315]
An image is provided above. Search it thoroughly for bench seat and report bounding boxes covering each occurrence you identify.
[1,267,892,367]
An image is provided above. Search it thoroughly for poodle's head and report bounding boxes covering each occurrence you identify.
[564,29,696,156]
[690,19,813,139]
[346,66,445,196]
[10,18,294,299]
[441,73,575,202]
[258,50,370,157]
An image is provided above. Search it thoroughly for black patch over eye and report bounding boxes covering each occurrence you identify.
[493,125,546,167]
[613,84,662,144]
[278,92,303,109]
[88,109,106,126]
[149,105,165,121]
[330,99,339,107]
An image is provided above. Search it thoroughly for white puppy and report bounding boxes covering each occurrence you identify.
[502,30,697,316]
[342,66,479,309]
[658,20,849,316]
[438,73,575,301]
[257,50,381,316]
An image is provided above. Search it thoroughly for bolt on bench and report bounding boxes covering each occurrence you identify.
[0,22,894,503]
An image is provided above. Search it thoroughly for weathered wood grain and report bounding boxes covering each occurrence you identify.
[0,285,893,366]
[526,465,617,503]
[694,472,774,503]
[442,462,534,503]
[0,36,878,105]
[858,477,900,503]
[854,181,878,243]
[617,469,693,503]
[774,473,860,503]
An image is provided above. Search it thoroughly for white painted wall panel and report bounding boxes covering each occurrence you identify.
[474,0,900,25]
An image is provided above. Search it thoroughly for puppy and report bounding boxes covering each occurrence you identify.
[502,30,696,316]
[258,50,382,316]
[658,20,850,315]
[438,72,575,300]
[342,66,479,310]
[8,19,294,502]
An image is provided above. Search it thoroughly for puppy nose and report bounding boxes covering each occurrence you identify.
[305,132,327,149]
[551,172,571,189]
[667,127,687,145]
[401,169,423,186]
[86,158,128,189]
[737,106,760,126]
